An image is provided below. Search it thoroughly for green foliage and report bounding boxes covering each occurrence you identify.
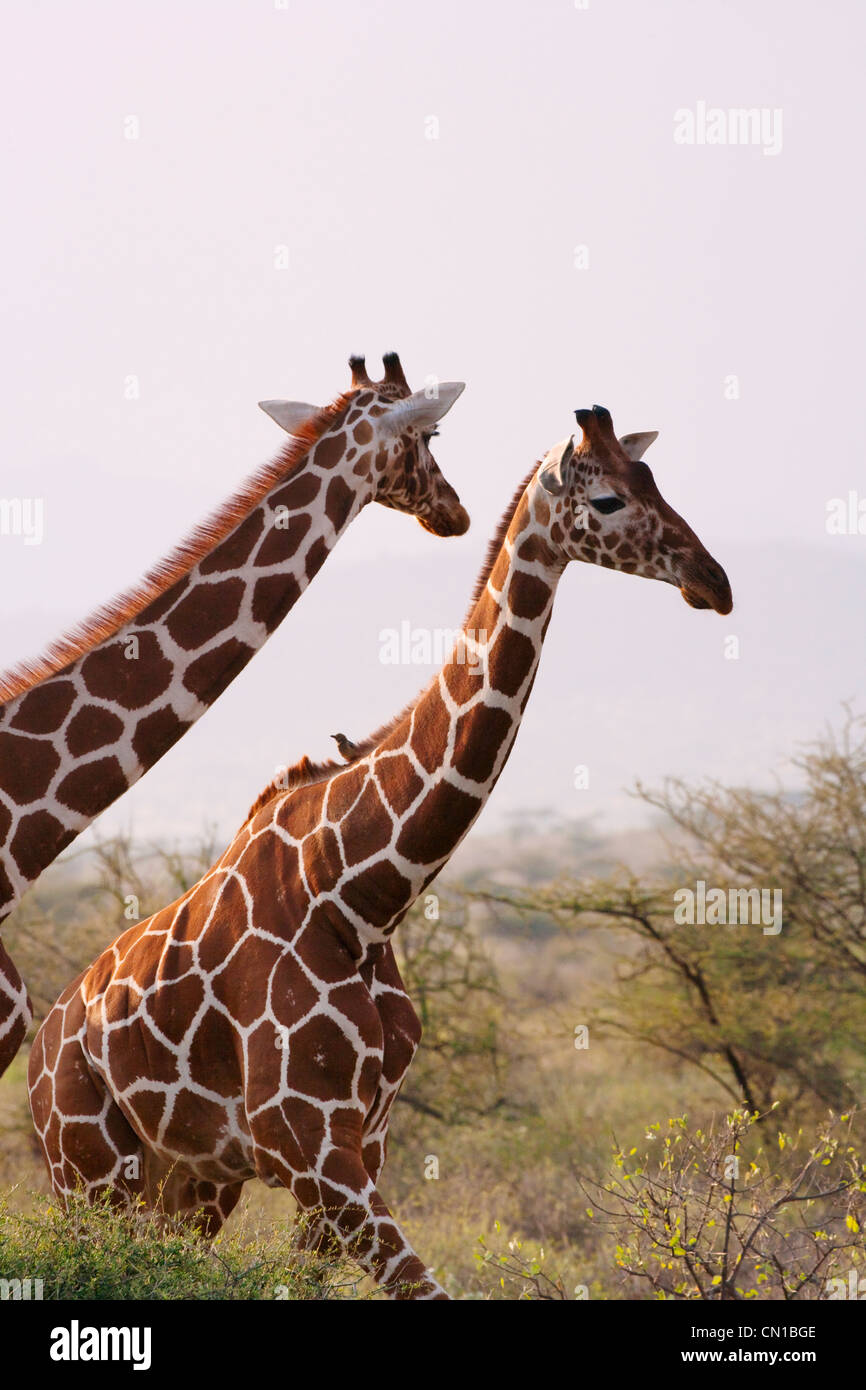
[474,1222,570,1299]
[0,1190,358,1301]
[580,1108,866,1299]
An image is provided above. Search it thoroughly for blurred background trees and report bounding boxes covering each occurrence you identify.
[479,713,866,1125]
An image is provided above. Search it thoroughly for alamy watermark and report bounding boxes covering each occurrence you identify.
[826,491,866,535]
[379,621,488,673]
[824,1269,866,1299]
[50,1321,151,1370]
[0,497,44,546]
[1,1276,43,1300]
[674,102,783,157]
[673,880,783,935]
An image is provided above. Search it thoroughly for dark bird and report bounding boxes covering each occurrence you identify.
[331,732,360,762]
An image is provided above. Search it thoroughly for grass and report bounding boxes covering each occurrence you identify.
[0,1189,361,1301]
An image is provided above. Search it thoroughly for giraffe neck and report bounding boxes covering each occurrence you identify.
[381,482,562,905]
[0,410,374,920]
[282,476,563,953]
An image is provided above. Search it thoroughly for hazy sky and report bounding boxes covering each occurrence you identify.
[0,0,863,847]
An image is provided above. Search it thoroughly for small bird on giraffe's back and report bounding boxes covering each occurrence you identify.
[332,733,360,761]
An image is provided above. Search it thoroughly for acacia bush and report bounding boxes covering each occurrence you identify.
[578,1108,866,1300]
[477,715,866,1121]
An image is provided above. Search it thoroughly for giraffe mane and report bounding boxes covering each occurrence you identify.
[244,463,540,822]
[0,392,356,703]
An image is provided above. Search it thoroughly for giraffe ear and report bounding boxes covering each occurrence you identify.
[619,431,658,461]
[538,435,575,496]
[258,400,322,435]
[379,382,466,437]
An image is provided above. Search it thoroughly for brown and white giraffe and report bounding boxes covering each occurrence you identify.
[29,404,732,1299]
[0,354,469,1075]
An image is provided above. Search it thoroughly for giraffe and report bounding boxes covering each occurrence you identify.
[0,353,469,1076]
[29,403,732,1300]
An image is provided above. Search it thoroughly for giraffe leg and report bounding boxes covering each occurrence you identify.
[28,992,148,1207]
[290,947,415,1258]
[266,1130,447,1297]
[362,943,421,1185]
[246,949,444,1299]
[30,1001,244,1238]
[306,954,425,1294]
[251,1099,445,1299]
[143,1156,243,1239]
[292,1204,342,1259]
[292,1161,446,1300]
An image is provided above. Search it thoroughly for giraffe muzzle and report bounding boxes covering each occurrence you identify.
[678,553,733,615]
[420,503,470,538]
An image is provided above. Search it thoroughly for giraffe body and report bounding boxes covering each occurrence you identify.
[30,404,732,1299]
[0,355,467,1076]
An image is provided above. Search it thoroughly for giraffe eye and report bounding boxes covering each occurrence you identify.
[421,430,439,445]
[590,496,626,515]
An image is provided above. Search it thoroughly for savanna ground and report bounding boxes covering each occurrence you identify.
[1,716,864,1300]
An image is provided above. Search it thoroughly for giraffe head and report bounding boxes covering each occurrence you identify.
[260,353,470,538]
[535,404,733,613]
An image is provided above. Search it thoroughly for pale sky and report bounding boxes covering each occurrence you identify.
[0,0,863,847]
